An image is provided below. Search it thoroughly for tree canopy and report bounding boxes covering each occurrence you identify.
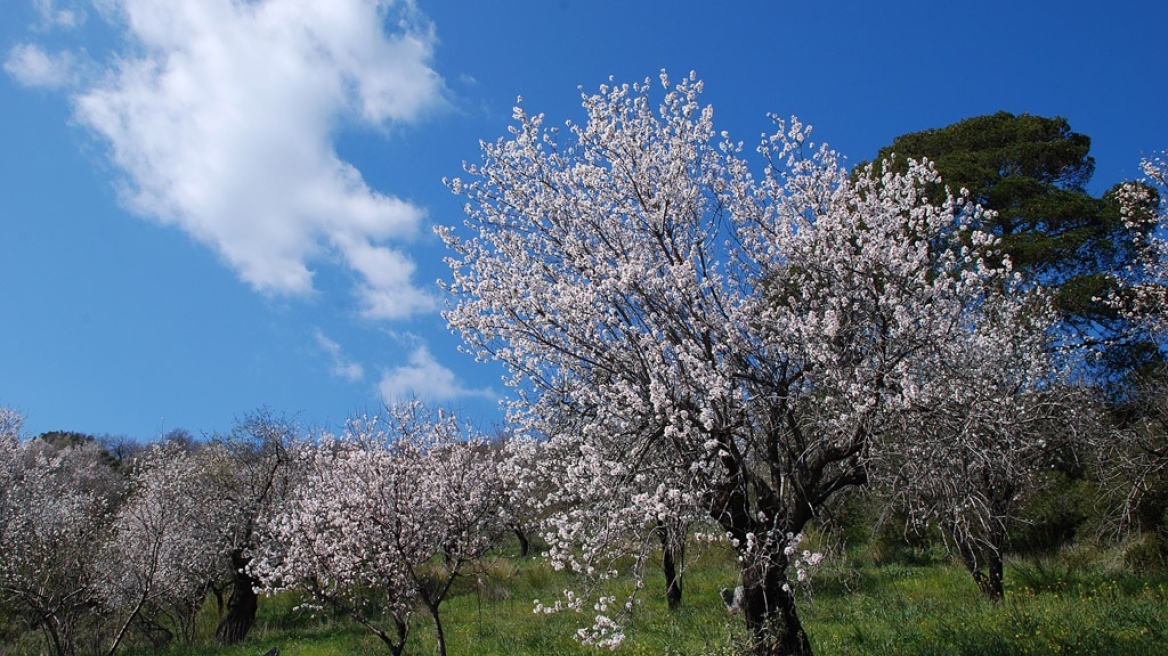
[440,73,1061,656]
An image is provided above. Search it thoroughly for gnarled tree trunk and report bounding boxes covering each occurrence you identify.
[215,550,259,644]
[710,440,819,656]
[741,560,812,656]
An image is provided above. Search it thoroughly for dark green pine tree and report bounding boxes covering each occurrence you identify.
[871,111,1160,392]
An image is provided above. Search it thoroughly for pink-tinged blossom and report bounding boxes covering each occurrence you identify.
[1111,153,1168,336]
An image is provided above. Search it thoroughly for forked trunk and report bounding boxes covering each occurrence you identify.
[360,615,408,656]
[706,428,825,655]
[967,551,1005,601]
[953,526,1006,601]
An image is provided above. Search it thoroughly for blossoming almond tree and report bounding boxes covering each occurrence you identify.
[441,72,1024,656]
[204,410,304,645]
[252,402,511,656]
[98,442,234,651]
[879,293,1096,600]
[0,410,125,656]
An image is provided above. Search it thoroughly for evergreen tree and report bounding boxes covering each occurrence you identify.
[872,112,1159,390]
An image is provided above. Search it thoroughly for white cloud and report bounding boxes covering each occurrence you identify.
[378,346,495,403]
[312,329,364,382]
[70,0,446,319]
[34,0,84,29]
[4,43,75,88]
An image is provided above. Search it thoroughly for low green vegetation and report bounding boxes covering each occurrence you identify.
[85,542,1167,656]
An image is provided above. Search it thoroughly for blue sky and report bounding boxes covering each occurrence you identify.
[2,0,1166,441]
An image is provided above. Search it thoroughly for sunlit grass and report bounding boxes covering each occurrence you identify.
[108,546,1168,656]
[805,560,1168,656]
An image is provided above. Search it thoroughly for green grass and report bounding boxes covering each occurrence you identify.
[803,559,1168,656]
[107,549,1168,656]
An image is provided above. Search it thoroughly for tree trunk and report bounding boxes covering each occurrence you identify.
[662,543,683,610]
[656,521,684,610]
[425,602,448,656]
[513,527,530,558]
[986,552,1005,600]
[740,560,813,656]
[40,615,69,656]
[968,550,1005,601]
[361,615,408,656]
[216,550,259,644]
[953,528,1006,601]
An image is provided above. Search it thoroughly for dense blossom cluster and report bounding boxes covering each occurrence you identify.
[100,443,234,649]
[0,411,303,656]
[0,412,125,656]
[0,403,514,656]
[1112,153,1168,333]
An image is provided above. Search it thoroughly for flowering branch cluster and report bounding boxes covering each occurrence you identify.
[100,443,235,650]
[1110,154,1168,335]
[0,409,309,655]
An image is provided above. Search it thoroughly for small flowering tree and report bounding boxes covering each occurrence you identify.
[0,410,125,656]
[879,294,1096,600]
[98,442,232,651]
[252,402,511,656]
[441,72,1025,656]
[203,410,304,644]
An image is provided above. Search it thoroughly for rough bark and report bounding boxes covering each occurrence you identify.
[709,437,818,656]
[741,562,813,656]
[955,532,1006,601]
[215,550,259,644]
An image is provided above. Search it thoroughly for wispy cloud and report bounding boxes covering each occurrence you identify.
[33,0,85,30]
[4,43,75,88]
[40,0,447,320]
[312,329,365,382]
[378,346,495,404]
